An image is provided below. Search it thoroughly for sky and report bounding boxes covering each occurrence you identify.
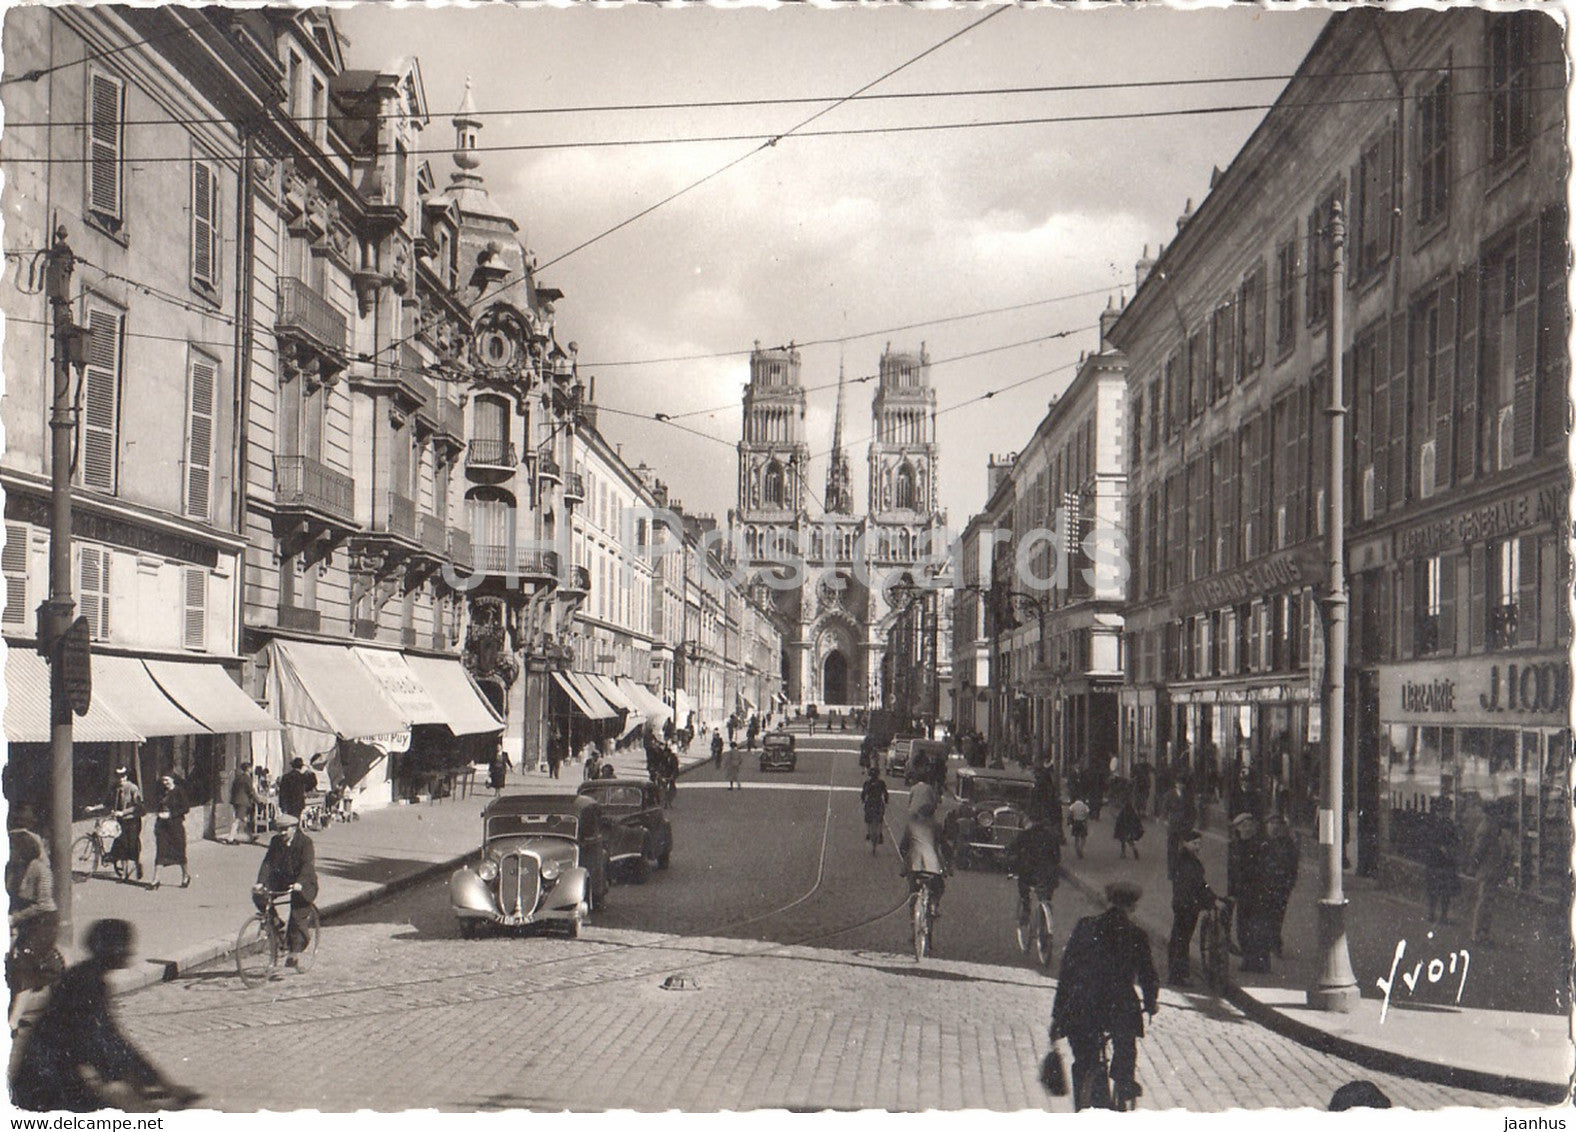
[339,4,1331,528]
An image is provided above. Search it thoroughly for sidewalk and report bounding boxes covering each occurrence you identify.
[1055,811,1572,1103]
[71,743,713,996]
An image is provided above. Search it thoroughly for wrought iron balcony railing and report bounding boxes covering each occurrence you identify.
[467,438,517,469]
[448,528,473,570]
[418,512,448,555]
[274,455,355,524]
[277,276,348,355]
[562,472,585,502]
[375,491,417,541]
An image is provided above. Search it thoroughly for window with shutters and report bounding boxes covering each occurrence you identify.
[1275,232,1298,355]
[1480,229,1539,470]
[1488,15,1533,168]
[183,566,207,650]
[1146,378,1161,453]
[75,544,111,641]
[184,351,218,520]
[1416,556,1443,655]
[79,301,124,493]
[1129,394,1143,468]
[1238,423,1256,562]
[190,159,221,293]
[1162,353,1178,440]
[1355,125,1396,282]
[86,70,125,231]
[1186,333,1205,421]
[1209,302,1234,402]
[1486,537,1520,650]
[1415,71,1452,234]
[1307,189,1340,328]
[3,523,28,629]
[1240,265,1266,378]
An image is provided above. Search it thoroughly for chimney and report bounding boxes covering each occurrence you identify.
[1176,198,1195,233]
[1099,292,1126,351]
[1134,243,1156,289]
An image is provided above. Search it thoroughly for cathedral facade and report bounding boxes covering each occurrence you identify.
[733,343,946,709]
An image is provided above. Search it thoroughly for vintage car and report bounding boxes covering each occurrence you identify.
[450,794,610,938]
[576,778,673,881]
[904,740,952,790]
[884,739,912,778]
[760,731,797,772]
[952,766,1037,869]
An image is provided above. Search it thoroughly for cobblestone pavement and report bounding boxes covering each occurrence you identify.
[113,745,1514,1111]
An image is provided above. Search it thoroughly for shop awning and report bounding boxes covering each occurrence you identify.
[3,649,144,744]
[568,672,619,719]
[268,640,408,746]
[143,659,281,733]
[92,655,209,737]
[551,671,614,722]
[404,655,503,736]
[584,674,636,716]
[352,647,446,726]
[617,678,670,726]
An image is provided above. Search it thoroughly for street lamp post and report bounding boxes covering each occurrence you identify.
[1309,199,1359,1012]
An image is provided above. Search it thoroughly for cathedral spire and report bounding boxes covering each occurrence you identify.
[825,357,854,514]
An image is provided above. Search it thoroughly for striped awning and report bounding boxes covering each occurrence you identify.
[143,659,281,733]
[91,655,208,737]
[3,648,143,744]
[551,671,613,722]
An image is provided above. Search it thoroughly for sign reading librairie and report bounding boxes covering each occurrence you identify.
[1377,654,1570,726]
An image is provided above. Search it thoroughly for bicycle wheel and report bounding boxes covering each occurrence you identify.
[235,915,277,987]
[912,887,931,963]
[290,905,321,975]
[1201,916,1227,991]
[1034,902,1056,971]
[70,835,100,883]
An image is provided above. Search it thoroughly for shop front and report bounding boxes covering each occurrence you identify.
[1377,654,1571,901]
[1166,681,1318,824]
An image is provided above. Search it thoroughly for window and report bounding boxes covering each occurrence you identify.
[191,160,220,291]
[3,523,28,628]
[1186,332,1204,420]
[1416,72,1452,230]
[1240,266,1266,377]
[1275,232,1298,352]
[1417,556,1442,655]
[763,462,785,508]
[310,77,327,146]
[1306,189,1339,326]
[1129,394,1143,467]
[183,351,218,520]
[79,301,124,492]
[1481,228,1539,469]
[1488,15,1533,166]
[183,567,207,651]
[1356,126,1396,280]
[1487,537,1520,650]
[76,544,111,641]
[87,70,125,227]
[1210,302,1234,401]
[1146,378,1161,452]
[286,50,302,118]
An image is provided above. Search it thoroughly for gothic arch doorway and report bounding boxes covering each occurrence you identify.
[823,650,850,705]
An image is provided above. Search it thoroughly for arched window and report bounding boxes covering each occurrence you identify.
[466,485,516,567]
[472,394,510,448]
[894,462,916,511]
[763,461,785,507]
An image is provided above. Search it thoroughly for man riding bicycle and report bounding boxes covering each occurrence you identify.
[1050,880,1159,1110]
[252,813,318,963]
[898,797,952,917]
[1006,812,1062,929]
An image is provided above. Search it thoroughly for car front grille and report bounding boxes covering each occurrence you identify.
[499,853,541,917]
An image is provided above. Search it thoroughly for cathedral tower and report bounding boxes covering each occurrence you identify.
[868,343,938,558]
[737,344,810,546]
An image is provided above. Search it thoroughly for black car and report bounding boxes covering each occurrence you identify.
[577,778,673,881]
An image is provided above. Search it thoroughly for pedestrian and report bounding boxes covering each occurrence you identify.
[104,767,144,882]
[1029,763,1063,828]
[278,757,309,818]
[1132,759,1154,817]
[1160,779,1196,881]
[860,763,889,853]
[1468,805,1514,945]
[11,919,196,1112]
[225,761,261,844]
[1167,828,1215,986]
[546,744,563,780]
[1049,880,1159,1110]
[150,775,191,890]
[724,742,744,790]
[6,823,61,1034]
[583,751,601,782]
[711,729,724,769]
[1261,815,1300,955]
[1230,816,1274,973]
[489,748,509,796]
[1114,798,1144,860]
[1422,803,1460,925]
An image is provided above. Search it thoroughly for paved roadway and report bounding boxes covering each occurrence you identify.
[115,739,1509,1111]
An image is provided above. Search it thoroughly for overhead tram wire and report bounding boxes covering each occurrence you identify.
[0,21,203,86]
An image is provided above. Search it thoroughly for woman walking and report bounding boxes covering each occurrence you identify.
[724,742,744,791]
[1114,798,1145,860]
[6,824,60,1033]
[150,776,191,889]
[104,768,144,883]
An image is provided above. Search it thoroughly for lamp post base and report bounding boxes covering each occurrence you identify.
[1306,897,1360,1012]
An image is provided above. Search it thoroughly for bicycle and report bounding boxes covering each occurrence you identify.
[236,888,320,987]
[70,806,132,883]
[909,871,943,962]
[1011,877,1056,972]
[1197,893,1234,992]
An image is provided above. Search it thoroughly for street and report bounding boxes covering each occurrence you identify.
[112,739,1508,1111]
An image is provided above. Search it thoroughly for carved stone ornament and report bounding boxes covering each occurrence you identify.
[468,303,534,383]
[283,167,309,218]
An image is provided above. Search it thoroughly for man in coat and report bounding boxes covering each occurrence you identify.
[225,761,261,845]
[1050,880,1159,1109]
[277,758,310,819]
[1168,829,1214,986]
[253,813,318,959]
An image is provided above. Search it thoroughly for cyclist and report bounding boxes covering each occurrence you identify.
[1067,797,1091,859]
[860,763,890,853]
[1006,812,1062,931]
[898,797,952,918]
[252,813,318,965]
[1050,880,1159,1110]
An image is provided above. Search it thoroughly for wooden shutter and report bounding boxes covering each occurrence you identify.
[1467,544,1486,652]
[1397,563,1415,661]
[191,161,219,289]
[1308,374,1327,540]
[1536,206,1569,453]
[1434,279,1457,492]
[1439,554,1457,655]
[1538,537,1559,647]
[183,566,207,650]
[1517,538,1539,647]
[80,306,122,491]
[1455,262,1480,482]
[88,71,123,219]
[1511,221,1540,461]
[1387,314,1408,512]
[77,545,110,640]
[3,523,28,627]
[1221,434,1238,570]
[184,353,216,519]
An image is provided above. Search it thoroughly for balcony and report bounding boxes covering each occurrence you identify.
[418,511,448,557]
[373,491,418,542]
[474,544,558,583]
[563,472,585,503]
[276,603,321,634]
[560,563,591,594]
[537,449,561,483]
[274,455,355,526]
[276,276,350,380]
[447,527,473,571]
[441,399,464,443]
[467,438,518,471]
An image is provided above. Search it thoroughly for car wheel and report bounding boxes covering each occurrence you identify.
[457,919,478,940]
[565,918,581,939]
[631,856,650,884]
[657,848,671,870]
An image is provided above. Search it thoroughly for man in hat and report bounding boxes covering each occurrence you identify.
[1168,828,1215,986]
[277,758,310,820]
[104,767,143,881]
[1050,879,1159,1110]
[225,760,261,844]
[252,813,318,961]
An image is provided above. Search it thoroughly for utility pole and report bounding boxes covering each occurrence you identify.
[1310,199,1359,1012]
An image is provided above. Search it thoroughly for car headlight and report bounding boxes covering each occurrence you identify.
[478,859,498,882]
[977,810,995,828]
[541,862,561,880]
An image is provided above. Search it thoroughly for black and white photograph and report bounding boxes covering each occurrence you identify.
[0,1,1570,1118]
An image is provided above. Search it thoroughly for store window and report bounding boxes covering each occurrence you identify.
[1486,537,1521,650]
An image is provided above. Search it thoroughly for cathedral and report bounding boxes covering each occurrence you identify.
[733,342,946,709]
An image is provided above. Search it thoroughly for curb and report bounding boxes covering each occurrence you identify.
[1054,864,1568,1103]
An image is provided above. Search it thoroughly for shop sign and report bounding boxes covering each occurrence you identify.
[1379,655,1571,725]
[1172,542,1327,618]
[1397,483,1566,560]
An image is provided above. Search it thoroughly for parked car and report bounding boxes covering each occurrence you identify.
[449,793,610,938]
[576,778,673,881]
[904,739,952,790]
[884,739,912,778]
[760,732,797,772]
[952,766,1037,869]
